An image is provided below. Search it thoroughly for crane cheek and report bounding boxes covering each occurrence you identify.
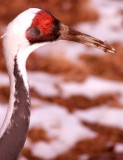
[26,26,41,42]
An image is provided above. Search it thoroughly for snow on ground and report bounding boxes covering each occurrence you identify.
[74,105,123,129]
[60,76,123,98]
[18,156,28,160]
[28,73,123,100]
[29,104,97,159]
[114,143,123,153]
[79,154,89,160]
[76,0,123,43]
[0,72,9,86]
[28,72,62,97]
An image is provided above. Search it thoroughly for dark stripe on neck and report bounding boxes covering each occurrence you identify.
[0,56,30,160]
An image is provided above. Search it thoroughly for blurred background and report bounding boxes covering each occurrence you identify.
[0,0,123,160]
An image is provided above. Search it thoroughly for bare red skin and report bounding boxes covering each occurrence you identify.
[26,11,55,42]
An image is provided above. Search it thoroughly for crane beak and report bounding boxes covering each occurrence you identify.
[58,23,115,53]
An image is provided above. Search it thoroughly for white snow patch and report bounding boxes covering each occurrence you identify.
[114,143,123,153]
[75,14,123,44]
[79,154,89,160]
[28,72,62,97]
[30,104,96,159]
[60,76,123,98]
[74,105,123,129]
[87,0,123,42]
[18,156,28,160]
[0,72,9,86]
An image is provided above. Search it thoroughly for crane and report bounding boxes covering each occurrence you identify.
[0,8,115,160]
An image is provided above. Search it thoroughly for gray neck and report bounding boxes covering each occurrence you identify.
[0,56,30,160]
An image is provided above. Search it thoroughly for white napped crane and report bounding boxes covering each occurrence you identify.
[0,8,115,160]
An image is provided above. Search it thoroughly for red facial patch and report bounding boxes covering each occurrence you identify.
[26,11,60,43]
[32,11,54,34]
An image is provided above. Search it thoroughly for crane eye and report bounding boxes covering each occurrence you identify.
[43,20,52,28]
[26,26,41,39]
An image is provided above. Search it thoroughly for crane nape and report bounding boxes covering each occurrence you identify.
[0,8,115,160]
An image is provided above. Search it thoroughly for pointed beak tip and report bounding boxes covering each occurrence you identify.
[112,48,116,54]
[103,41,116,54]
[108,47,115,54]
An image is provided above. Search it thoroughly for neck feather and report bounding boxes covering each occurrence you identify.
[0,56,30,160]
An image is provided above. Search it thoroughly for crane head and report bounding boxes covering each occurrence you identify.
[25,9,115,54]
